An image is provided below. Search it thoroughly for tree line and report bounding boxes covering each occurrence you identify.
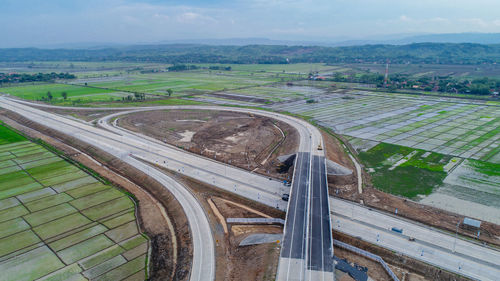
[0,72,75,85]
[327,72,500,95]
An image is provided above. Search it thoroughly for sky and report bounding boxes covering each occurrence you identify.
[1,0,499,47]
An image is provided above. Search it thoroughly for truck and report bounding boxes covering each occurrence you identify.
[391,227,403,234]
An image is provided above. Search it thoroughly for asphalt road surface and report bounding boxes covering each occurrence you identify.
[278,152,310,280]
[307,155,333,275]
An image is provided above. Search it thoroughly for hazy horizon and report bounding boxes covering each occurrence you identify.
[1,0,500,48]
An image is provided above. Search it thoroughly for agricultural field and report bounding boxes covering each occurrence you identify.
[194,63,338,74]
[83,71,277,96]
[420,159,500,224]
[357,142,500,224]
[0,83,117,102]
[268,89,500,164]
[0,124,148,281]
[358,143,452,198]
[0,63,334,106]
[348,63,500,79]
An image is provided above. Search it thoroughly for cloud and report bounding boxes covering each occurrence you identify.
[0,0,499,47]
[176,12,217,24]
[270,27,306,34]
[459,18,489,28]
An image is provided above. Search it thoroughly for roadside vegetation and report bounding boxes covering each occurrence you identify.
[0,121,26,144]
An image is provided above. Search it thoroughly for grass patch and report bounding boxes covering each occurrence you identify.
[359,143,414,166]
[0,83,114,101]
[370,165,446,197]
[0,122,26,145]
[359,142,449,198]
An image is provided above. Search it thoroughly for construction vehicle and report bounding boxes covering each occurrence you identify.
[317,143,323,150]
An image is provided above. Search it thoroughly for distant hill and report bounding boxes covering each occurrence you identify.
[1,42,500,64]
[329,33,500,46]
[158,33,500,46]
[22,33,500,49]
[390,33,500,45]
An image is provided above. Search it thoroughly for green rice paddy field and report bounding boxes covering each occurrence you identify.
[358,143,452,198]
[0,123,148,281]
[0,63,334,106]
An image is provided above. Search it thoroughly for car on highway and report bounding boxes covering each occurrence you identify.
[391,227,403,234]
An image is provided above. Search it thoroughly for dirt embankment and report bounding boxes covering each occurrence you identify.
[321,128,500,247]
[156,167,284,281]
[321,130,358,190]
[0,109,191,281]
[118,110,299,180]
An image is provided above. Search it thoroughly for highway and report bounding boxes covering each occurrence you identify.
[331,198,500,281]
[98,108,334,281]
[0,98,216,281]
[0,97,335,281]
[2,97,499,281]
[307,155,333,279]
[277,152,310,281]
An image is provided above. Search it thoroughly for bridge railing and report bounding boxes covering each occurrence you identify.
[226,218,285,225]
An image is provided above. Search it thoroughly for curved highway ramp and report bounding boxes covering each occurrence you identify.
[0,97,336,281]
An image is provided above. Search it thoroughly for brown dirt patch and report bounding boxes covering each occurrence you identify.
[118,109,299,180]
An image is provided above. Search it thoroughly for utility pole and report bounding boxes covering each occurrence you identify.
[383,59,389,88]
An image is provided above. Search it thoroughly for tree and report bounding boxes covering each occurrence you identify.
[166,89,173,97]
[47,91,53,101]
[61,92,67,100]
